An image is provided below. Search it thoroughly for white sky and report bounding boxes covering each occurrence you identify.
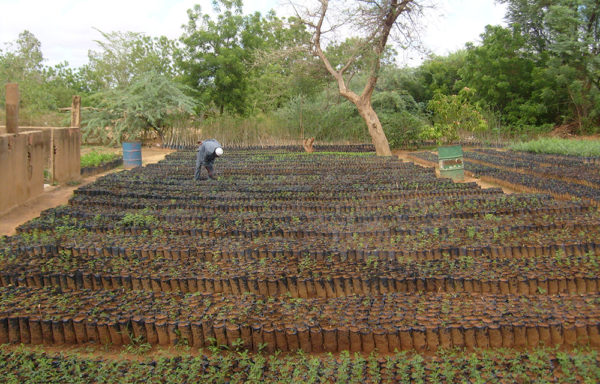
[0,0,506,69]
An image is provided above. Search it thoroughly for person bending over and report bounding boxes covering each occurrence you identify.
[195,139,223,180]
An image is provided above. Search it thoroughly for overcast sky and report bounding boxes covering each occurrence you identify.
[0,0,506,68]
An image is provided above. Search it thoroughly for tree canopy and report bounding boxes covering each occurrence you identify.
[2,0,599,145]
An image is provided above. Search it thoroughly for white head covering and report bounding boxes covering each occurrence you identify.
[215,147,223,157]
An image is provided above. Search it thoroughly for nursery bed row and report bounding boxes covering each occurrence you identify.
[409,150,600,204]
[1,346,599,383]
[2,254,600,297]
[74,178,483,199]
[1,286,600,352]
[468,163,600,204]
[71,184,492,204]
[67,191,583,216]
[465,149,600,188]
[472,148,600,176]
[16,204,599,241]
[80,158,123,178]
[6,217,600,263]
[413,147,599,175]
[130,152,425,178]
[79,172,466,194]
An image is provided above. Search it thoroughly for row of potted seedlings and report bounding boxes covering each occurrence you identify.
[67,188,586,216]
[470,148,600,186]
[464,162,600,204]
[17,198,600,239]
[2,243,600,297]
[0,286,600,352]
[410,150,600,204]
[6,212,600,260]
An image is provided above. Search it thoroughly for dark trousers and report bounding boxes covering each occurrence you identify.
[194,163,215,180]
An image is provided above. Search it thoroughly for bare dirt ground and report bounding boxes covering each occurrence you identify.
[0,147,174,236]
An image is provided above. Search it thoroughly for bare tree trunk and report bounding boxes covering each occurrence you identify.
[356,100,392,156]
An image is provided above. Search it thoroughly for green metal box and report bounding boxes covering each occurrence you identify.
[438,145,464,181]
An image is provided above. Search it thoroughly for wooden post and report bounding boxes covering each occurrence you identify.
[70,95,81,128]
[5,83,19,134]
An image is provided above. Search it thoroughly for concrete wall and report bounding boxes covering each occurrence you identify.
[0,126,81,184]
[0,131,45,215]
[18,127,52,176]
[51,127,81,183]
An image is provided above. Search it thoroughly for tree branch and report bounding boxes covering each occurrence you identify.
[311,0,359,101]
[361,0,413,102]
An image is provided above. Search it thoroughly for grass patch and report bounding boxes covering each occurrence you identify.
[509,137,600,157]
[81,151,120,168]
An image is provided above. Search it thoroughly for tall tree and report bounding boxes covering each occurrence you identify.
[498,0,600,132]
[460,25,550,127]
[0,30,70,118]
[248,13,327,113]
[86,29,177,90]
[417,51,466,102]
[291,0,428,155]
[178,0,259,115]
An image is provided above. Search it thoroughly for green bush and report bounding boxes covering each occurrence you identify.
[381,111,429,149]
[424,87,488,144]
[274,94,368,143]
[80,151,119,168]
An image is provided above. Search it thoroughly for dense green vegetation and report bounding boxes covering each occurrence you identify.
[1,345,599,383]
[509,137,600,157]
[1,0,599,146]
[80,151,120,168]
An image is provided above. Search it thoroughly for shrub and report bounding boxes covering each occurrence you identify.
[424,87,488,144]
[80,151,119,168]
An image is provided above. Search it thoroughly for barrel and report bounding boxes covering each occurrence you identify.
[122,142,142,169]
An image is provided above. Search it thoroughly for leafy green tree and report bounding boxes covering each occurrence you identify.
[370,66,429,148]
[1,30,44,78]
[178,1,258,115]
[498,0,600,132]
[544,2,600,132]
[0,30,79,124]
[377,66,427,107]
[83,71,198,144]
[247,14,326,113]
[460,25,551,128]
[1,30,46,107]
[85,29,177,90]
[417,51,466,101]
